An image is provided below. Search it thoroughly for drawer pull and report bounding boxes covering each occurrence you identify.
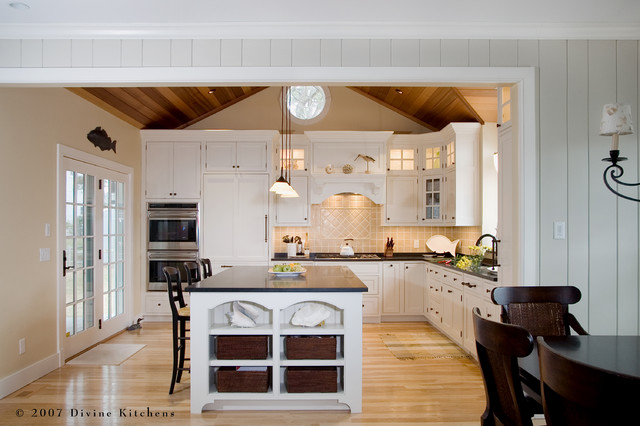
[447,290,452,293]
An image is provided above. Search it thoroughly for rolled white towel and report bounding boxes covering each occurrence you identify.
[291,303,331,327]
[227,310,256,328]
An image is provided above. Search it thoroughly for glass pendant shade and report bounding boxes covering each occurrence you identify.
[280,184,299,197]
[269,175,290,193]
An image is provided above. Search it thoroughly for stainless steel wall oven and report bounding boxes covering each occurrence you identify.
[147,202,199,291]
[147,202,199,251]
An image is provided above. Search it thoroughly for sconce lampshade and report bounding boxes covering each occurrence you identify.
[600,103,634,136]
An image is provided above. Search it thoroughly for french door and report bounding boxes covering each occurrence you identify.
[59,154,131,360]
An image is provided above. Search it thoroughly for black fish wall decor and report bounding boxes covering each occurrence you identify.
[87,126,117,153]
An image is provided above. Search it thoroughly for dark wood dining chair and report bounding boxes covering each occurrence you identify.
[200,258,213,278]
[491,286,588,337]
[472,307,541,426]
[163,266,190,394]
[537,336,640,425]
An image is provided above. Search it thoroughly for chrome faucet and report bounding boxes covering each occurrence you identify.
[475,234,500,269]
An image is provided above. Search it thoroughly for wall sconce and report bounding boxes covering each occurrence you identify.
[601,103,637,201]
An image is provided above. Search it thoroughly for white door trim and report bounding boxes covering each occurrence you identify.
[56,144,135,365]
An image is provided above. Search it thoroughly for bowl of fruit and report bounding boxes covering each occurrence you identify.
[269,263,306,276]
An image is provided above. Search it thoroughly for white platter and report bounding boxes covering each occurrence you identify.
[426,235,459,256]
[268,268,306,277]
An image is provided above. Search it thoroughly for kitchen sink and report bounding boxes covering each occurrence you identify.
[315,253,381,260]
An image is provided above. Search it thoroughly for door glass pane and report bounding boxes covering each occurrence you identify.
[65,170,97,337]
[390,159,402,170]
[102,178,126,321]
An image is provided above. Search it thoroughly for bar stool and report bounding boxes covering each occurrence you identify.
[163,266,190,394]
[183,261,201,287]
[200,258,213,278]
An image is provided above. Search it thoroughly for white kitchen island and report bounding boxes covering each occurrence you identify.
[185,265,368,413]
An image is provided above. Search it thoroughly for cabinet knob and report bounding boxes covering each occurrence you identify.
[487,313,492,318]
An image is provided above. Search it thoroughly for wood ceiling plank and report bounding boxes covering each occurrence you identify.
[138,87,192,124]
[67,88,146,129]
[451,87,485,125]
[119,87,182,129]
[176,87,268,129]
[348,87,439,132]
[79,87,161,129]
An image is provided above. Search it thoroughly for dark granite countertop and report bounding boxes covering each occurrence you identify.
[185,265,369,292]
[271,252,497,282]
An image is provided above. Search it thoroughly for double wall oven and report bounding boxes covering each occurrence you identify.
[147,202,199,291]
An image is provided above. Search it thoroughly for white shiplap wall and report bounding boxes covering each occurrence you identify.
[0,37,638,335]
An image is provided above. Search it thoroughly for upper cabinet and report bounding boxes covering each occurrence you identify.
[206,141,267,172]
[145,141,201,199]
[385,124,481,226]
[204,130,278,173]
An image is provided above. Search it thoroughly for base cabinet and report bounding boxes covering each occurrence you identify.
[189,291,363,413]
[425,263,498,358]
[382,262,425,317]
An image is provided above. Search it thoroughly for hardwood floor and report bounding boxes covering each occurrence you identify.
[1,322,488,425]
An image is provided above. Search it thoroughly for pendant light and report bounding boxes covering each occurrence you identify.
[270,86,298,197]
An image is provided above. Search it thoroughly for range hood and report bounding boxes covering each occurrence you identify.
[309,174,386,204]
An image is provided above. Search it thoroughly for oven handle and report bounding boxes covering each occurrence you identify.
[148,212,198,219]
[264,215,268,243]
[148,251,199,260]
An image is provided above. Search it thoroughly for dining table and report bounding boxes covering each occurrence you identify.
[518,335,640,401]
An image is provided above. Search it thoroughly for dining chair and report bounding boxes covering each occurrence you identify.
[163,266,190,394]
[537,336,640,425]
[200,258,213,278]
[472,307,541,426]
[491,286,588,337]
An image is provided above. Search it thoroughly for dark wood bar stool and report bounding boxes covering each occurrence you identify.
[163,266,190,394]
[200,258,213,278]
[183,261,201,287]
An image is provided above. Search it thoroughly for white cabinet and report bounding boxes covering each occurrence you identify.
[275,176,309,225]
[205,141,268,172]
[382,262,424,316]
[145,141,201,199]
[387,144,418,173]
[420,175,444,223]
[202,174,269,263]
[312,262,381,322]
[439,123,481,226]
[441,282,464,345]
[385,175,418,224]
[382,263,401,314]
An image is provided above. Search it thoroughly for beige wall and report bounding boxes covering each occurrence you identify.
[0,88,141,380]
[188,86,431,133]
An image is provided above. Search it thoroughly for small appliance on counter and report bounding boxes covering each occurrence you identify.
[339,238,354,256]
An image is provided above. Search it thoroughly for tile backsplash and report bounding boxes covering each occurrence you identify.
[273,194,481,255]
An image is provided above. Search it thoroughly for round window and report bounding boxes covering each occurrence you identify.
[285,86,330,123]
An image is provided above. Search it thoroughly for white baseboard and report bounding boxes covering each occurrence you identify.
[0,353,60,399]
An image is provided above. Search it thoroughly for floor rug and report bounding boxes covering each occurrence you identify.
[381,333,471,360]
[67,343,145,366]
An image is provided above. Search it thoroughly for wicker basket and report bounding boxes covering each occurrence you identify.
[216,335,269,360]
[217,366,270,392]
[285,366,337,393]
[284,336,337,360]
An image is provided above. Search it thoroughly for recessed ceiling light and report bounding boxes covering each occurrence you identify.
[208,88,216,94]
[395,88,403,95]
[9,2,30,10]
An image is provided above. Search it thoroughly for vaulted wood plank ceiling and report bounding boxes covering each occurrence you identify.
[68,86,496,131]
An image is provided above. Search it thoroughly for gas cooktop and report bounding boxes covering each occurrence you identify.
[315,253,381,260]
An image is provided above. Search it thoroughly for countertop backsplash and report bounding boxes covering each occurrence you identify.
[273,194,481,255]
